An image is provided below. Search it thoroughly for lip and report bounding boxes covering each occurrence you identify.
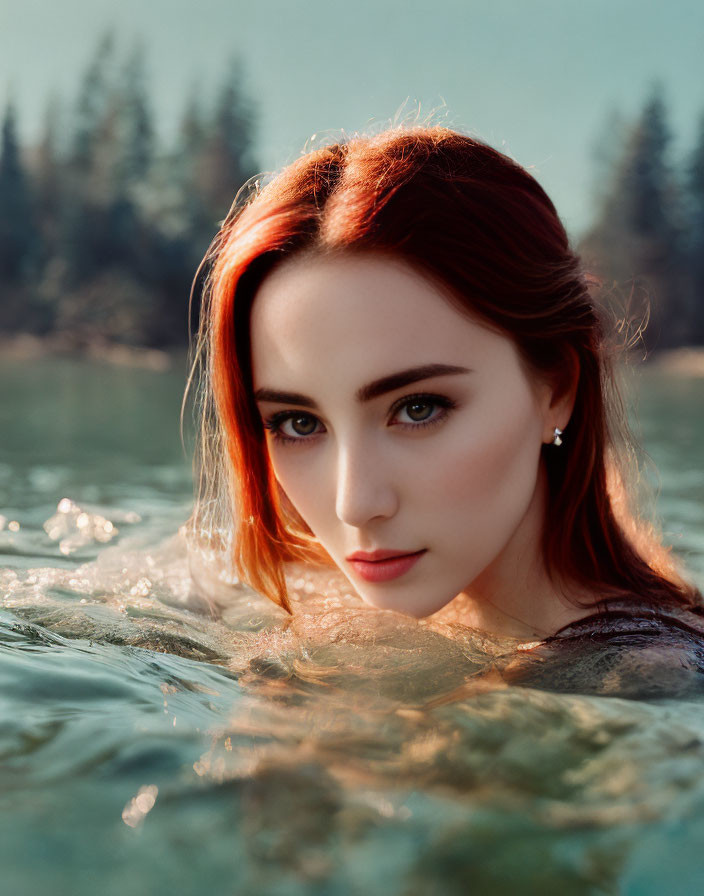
[346,549,427,583]
[346,548,423,562]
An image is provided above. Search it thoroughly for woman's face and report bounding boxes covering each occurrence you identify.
[250,251,561,619]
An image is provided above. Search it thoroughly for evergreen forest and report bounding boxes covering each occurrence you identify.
[1,34,703,356]
[0,32,257,349]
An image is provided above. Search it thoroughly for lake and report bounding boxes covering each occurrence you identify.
[1,353,703,895]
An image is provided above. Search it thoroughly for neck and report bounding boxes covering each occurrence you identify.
[434,462,597,640]
[448,573,592,641]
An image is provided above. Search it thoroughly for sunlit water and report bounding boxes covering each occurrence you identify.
[1,355,704,895]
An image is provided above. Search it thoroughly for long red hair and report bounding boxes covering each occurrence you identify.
[184,125,702,616]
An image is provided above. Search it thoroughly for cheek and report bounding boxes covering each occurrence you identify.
[434,407,542,525]
[269,452,330,529]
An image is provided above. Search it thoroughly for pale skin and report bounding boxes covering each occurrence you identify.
[250,251,600,640]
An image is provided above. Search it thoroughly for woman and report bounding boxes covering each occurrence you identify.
[184,124,703,643]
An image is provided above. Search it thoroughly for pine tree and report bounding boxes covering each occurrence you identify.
[70,29,117,179]
[0,98,37,284]
[199,56,258,224]
[684,111,704,344]
[117,39,155,190]
[61,29,119,287]
[34,93,63,250]
[0,97,42,330]
[587,105,629,218]
[147,61,259,346]
[580,83,688,352]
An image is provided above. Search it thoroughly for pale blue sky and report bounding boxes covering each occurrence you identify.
[2,0,703,239]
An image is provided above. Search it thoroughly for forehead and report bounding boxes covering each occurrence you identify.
[249,252,522,390]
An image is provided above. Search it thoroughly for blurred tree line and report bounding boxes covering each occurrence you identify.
[2,53,703,354]
[0,31,258,348]
[580,82,704,354]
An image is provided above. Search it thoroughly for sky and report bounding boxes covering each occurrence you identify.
[2,0,703,240]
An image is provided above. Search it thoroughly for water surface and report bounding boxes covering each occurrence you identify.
[1,355,704,895]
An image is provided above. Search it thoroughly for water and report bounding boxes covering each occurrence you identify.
[1,354,704,895]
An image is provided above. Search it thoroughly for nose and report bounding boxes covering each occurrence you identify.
[334,439,398,528]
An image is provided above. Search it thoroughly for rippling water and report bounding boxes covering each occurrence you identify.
[1,355,704,895]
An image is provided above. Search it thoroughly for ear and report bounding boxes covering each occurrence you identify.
[535,347,580,445]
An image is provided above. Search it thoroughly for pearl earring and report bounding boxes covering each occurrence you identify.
[552,427,563,446]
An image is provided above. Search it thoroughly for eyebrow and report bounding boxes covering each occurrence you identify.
[253,363,472,409]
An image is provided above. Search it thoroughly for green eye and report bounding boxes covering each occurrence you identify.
[288,415,318,436]
[391,393,457,431]
[405,401,435,422]
[263,411,323,444]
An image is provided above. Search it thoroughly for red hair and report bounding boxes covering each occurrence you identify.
[185,125,702,616]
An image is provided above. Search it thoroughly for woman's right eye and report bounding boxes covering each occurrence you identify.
[262,412,324,445]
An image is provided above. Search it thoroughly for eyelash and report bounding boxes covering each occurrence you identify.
[261,392,457,447]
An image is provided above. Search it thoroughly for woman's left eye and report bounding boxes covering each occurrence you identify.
[390,393,457,430]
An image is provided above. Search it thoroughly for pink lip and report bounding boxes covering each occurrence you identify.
[346,548,422,562]
[346,550,427,583]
